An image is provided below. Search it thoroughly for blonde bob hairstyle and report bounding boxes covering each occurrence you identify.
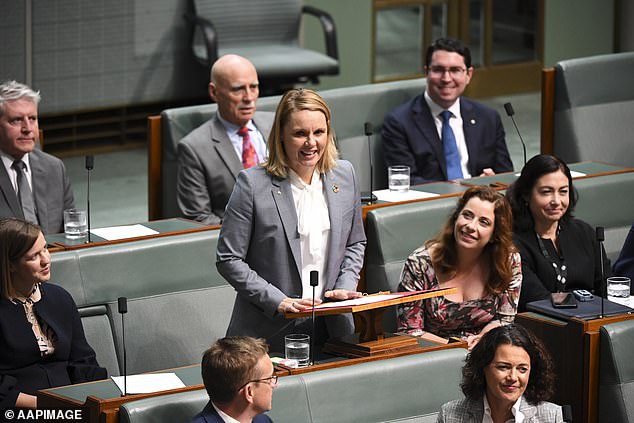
[264,88,338,178]
[0,218,41,299]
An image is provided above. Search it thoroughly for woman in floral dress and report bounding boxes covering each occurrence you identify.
[397,186,522,349]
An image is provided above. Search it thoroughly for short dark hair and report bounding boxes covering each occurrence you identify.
[201,336,269,404]
[506,154,578,231]
[461,324,555,404]
[425,37,472,69]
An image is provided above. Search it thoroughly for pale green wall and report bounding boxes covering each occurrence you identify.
[302,0,373,89]
[543,0,615,67]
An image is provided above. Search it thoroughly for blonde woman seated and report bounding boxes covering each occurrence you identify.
[397,186,521,349]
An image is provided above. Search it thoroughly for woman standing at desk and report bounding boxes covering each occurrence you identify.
[506,154,607,310]
[0,218,106,409]
[216,89,366,352]
[397,186,521,349]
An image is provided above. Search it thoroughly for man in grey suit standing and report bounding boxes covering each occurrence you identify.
[0,81,74,234]
[177,55,275,225]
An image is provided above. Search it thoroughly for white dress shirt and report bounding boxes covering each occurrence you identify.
[1,151,33,191]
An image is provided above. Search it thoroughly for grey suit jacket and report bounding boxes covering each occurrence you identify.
[437,397,563,423]
[177,112,275,225]
[0,149,74,234]
[216,160,366,349]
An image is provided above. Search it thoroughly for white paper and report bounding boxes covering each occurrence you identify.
[514,170,585,178]
[111,373,186,394]
[372,189,439,203]
[91,224,159,241]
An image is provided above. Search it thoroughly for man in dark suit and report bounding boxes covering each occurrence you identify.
[382,38,513,185]
[177,55,274,225]
[0,81,74,234]
[191,337,275,423]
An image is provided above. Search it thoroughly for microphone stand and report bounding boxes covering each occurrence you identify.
[596,227,605,319]
[503,103,527,166]
[310,270,318,366]
[85,156,94,243]
[361,122,377,204]
[118,297,128,396]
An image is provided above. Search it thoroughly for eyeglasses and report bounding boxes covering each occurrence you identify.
[427,66,468,77]
[238,375,278,391]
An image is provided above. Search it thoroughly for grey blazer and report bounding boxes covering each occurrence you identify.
[437,397,563,423]
[0,149,74,234]
[176,112,275,225]
[216,160,366,350]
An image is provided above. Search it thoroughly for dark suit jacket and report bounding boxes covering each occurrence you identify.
[513,218,608,311]
[177,112,275,225]
[382,94,513,185]
[216,161,366,352]
[0,283,107,409]
[0,149,74,234]
[190,402,273,423]
[613,222,634,293]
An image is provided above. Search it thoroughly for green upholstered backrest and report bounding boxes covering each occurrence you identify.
[50,229,236,374]
[120,348,467,423]
[553,52,634,167]
[572,172,634,262]
[159,78,425,217]
[598,319,634,423]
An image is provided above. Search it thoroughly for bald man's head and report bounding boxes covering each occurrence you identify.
[209,55,259,126]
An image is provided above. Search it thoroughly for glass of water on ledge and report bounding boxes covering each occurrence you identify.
[389,165,410,192]
[285,334,310,368]
[607,276,631,306]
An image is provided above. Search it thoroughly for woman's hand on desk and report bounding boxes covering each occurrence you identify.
[324,289,363,301]
[277,297,320,313]
[16,392,37,409]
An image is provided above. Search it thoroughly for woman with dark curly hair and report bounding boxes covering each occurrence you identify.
[506,154,609,310]
[397,186,521,350]
[438,324,563,422]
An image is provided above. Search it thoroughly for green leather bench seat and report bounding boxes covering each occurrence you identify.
[553,52,634,168]
[50,229,233,375]
[119,348,468,423]
[599,319,634,423]
[159,78,426,217]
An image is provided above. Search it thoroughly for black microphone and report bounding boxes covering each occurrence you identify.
[503,102,527,166]
[562,404,573,422]
[310,270,318,366]
[117,297,128,396]
[85,156,94,243]
[360,122,377,204]
[596,227,606,319]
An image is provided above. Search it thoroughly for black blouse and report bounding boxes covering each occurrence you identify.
[513,218,609,311]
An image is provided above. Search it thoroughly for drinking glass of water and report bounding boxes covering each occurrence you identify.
[607,276,631,306]
[388,165,410,192]
[284,334,310,368]
[63,209,88,239]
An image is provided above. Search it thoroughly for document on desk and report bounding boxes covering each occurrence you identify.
[111,373,186,394]
[372,189,439,203]
[514,170,585,178]
[91,224,159,241]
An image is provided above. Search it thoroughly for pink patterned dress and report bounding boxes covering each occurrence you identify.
[397,246,522,339]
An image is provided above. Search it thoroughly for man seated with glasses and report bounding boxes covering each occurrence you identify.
[381,37,513,185]
[191,336,277,423]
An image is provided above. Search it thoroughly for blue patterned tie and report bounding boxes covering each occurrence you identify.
[440,110,463,180]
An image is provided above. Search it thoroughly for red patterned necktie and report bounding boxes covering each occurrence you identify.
[238,126,258,168]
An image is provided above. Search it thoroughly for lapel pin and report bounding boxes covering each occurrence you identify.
[332,184,340,193]
[277,190,281,195]
[470,119,476,125]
